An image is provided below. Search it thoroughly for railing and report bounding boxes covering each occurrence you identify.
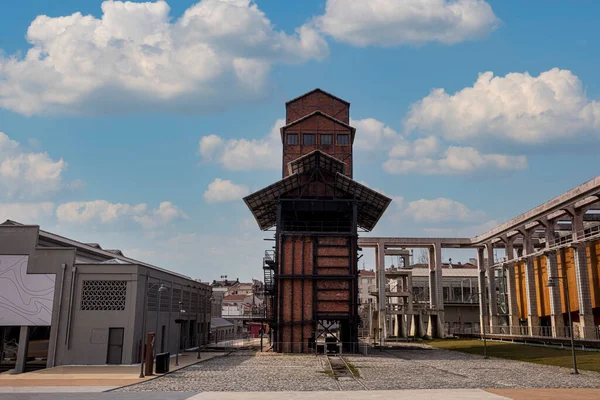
[490,224,600,268]
[450,325,600,341]
[271,341,370,355]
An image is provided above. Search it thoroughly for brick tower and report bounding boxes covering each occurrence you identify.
[244,89,390,353]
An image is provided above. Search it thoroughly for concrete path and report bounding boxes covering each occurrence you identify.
[0,351,225,393]
[2,389,600,399]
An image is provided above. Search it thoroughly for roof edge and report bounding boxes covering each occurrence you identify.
[285,88,350,106]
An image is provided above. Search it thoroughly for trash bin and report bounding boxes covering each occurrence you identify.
[155,352,170,373]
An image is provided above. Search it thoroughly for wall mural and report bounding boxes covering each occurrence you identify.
[0,255,55,326]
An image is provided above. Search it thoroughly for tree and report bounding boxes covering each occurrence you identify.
[417,249,429,265]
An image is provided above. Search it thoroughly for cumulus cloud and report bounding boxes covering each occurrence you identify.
[315,0,500,47]
[352,118,400,151]
[0,0,328,116]
[0,132,67,198]
[56,199,185,228]
[384,145,527,175]
[204,178,250,203]
[406,68,600,144]
[133,201,187,229]
[198,118,284,170]
[0,202,55,224]
[423,219,500,237]
[404,198,486,223]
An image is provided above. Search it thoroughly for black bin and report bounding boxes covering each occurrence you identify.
[155,352,170,373]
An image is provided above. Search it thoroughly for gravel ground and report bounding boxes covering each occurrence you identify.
[117,345,600,392]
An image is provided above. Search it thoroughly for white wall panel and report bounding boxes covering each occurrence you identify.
[0,255,55,326]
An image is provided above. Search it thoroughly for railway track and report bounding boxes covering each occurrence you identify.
[326,355,370,390]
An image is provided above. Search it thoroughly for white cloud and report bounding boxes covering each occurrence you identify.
[133,201,187,229]
[406,68,600,144]
[0,1,328,116]
[0,202,55,224]
[56,200,147,223]
[423,219,499,237]
[0,132,67,199]
[123,229,266,281]
[199,118,284,170]
[352,118,400,151]
[56,199,185,228]
[198,135,224,161]
[404,198,486,223]
[315,0,499,47]
[384,145,527,175]
[204,178,250,203]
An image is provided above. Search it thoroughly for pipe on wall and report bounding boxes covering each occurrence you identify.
[65,266,77,349]
[51,263,66,366]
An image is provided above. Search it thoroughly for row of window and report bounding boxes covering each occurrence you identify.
[286,133,350,146]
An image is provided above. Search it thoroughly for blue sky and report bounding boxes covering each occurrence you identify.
[1,0,599,281]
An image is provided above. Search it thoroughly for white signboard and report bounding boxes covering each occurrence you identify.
[0,255,55,326]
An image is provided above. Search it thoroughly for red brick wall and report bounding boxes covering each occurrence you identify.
[282,114,353,178]
[286,90,349,124]
[278,235,354,352]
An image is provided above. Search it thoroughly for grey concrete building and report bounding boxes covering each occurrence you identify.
[0,221,211,373]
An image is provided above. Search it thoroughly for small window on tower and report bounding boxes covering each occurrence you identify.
[320,134,332,145]
[287,134,299,145]
[337,134,350,145]
[303,134,316,145]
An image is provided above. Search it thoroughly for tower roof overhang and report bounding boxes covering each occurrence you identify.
[243,151,391,231]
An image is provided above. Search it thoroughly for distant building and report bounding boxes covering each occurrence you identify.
[210,318,234,343]
[409,263,480,333]
[358,269,376,304]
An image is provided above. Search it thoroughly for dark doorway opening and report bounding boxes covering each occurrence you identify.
[106,328,124,364]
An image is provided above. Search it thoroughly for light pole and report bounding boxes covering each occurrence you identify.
[547,275,578,374]
[140,282,167,378]
[468,290,488,359]
[175,301,186,366]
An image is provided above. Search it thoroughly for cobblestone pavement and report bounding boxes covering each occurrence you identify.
[117,345,600,392]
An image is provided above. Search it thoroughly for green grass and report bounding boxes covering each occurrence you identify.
[429,339,600,373]
[344,359,360,377]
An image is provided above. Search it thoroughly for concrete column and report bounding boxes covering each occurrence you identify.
[428,243,444,338]
[546,250,565,337]
[477,248,488,335]
[504,239,520,334]
[434,244,443,312]
[377,241,387,342]
[572,243,595,339]
[13,326,30,374]
[485,244,498,333]
[428,246,437,308]
[485,242,499,334]
[523,258,540,336]
[410,314,424,337]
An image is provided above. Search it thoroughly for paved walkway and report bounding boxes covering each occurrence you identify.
[0,351,225,393]
[117,346,600,392]
[3,389,600,399]
[207,338,262,349]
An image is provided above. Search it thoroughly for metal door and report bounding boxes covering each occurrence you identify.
[106,328,124,364]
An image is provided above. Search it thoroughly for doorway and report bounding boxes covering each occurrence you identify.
[106,328,124,364]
